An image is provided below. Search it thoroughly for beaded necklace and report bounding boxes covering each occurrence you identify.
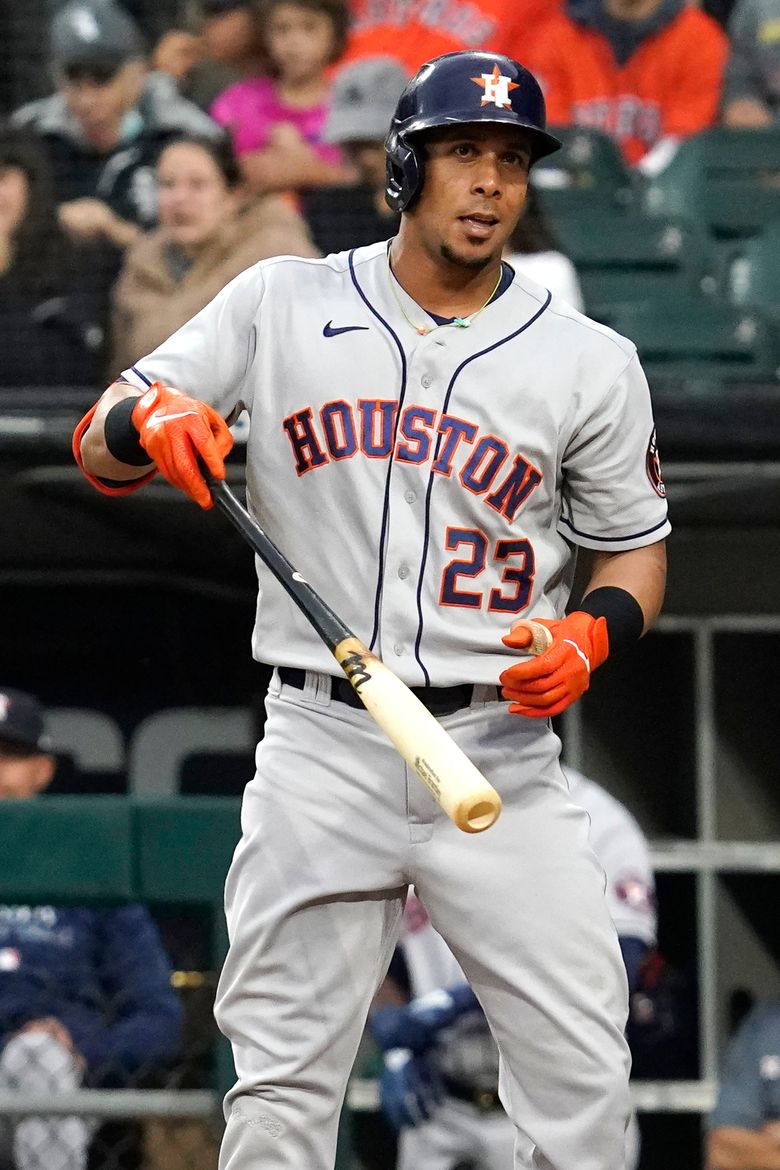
[387,253,503,336]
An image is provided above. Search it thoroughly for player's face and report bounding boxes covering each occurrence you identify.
[409,124,532,271]
[265,3,337,83]
[157,142,242,252]
[0,747,54,800]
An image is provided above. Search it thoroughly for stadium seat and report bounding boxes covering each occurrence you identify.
[549,207,707,323]
[722,222,780,325]
[605,295,780,384]
[531,126,636,213]
[643,127,780,240]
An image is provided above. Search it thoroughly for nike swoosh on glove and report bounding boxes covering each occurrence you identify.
[499,611,609,717]
[132,382,234,509]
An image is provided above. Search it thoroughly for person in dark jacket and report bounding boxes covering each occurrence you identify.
[10,0,222,265]
[0,128,110,388]
[0,686,183,1170]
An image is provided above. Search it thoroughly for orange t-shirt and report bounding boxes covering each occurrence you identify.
[343,0,561,75]
[523,6,728,164]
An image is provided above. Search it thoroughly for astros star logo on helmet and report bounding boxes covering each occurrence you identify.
[471,64,519,109]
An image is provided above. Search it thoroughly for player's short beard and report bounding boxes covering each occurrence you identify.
[439,242,495,271]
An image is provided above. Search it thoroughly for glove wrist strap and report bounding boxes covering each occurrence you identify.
[578,587,644,657]
[104,396,150,466]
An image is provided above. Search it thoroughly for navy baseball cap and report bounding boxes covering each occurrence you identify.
[0,689,51,755]
[51,1,147,74]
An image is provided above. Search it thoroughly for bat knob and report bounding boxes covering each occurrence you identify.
[457,794,502,833]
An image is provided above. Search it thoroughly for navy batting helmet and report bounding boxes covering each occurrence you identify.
[385,51,561,213]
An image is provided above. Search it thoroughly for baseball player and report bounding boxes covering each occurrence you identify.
[72,49,669,1170]
[368,765,657,1170]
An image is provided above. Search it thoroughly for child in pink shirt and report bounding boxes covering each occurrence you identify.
[211,0,355,193]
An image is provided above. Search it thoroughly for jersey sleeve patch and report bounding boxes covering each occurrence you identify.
[646,427,666,498]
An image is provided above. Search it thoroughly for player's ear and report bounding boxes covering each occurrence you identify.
[31,754,56,794]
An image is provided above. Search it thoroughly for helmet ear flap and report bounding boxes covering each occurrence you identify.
[384,128,423,213]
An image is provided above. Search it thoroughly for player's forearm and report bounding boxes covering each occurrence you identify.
[581,542,667,633]
[79,381,152,482]
[708,1127,780,1170]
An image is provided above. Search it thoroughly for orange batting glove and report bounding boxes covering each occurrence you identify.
[499,612,609,717]
[131,382,233,509]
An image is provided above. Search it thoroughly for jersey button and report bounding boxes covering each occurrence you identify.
[398,565,409,579]
[421,374,432,388]
[405,490,416,504]
[393,643,404,656]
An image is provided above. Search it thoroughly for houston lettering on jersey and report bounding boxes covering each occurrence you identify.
[282,399,543,523]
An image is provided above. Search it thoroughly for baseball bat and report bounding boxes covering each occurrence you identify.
[205,476,531,833]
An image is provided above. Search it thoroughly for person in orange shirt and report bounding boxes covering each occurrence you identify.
[342,0,560,74]
[524,0,729,172]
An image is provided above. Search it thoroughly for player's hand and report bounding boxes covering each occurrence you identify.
[379,1049,443,1130]
[499,611,609,717]
[131,382,233,509]
[369,985,480,1054]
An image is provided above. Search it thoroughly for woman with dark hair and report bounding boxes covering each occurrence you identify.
[504,183,585,311]
[110,131,318,372]
[0,128,109,386]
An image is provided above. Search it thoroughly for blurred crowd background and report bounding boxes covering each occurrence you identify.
[0,0,779,1168]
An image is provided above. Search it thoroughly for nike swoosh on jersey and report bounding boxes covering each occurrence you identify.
[323,321,369,337]
[147,409,199,427]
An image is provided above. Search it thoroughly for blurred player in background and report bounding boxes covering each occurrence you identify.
[367,766,656,1170]
[0,687,183,1170]
[707,998,780,1170]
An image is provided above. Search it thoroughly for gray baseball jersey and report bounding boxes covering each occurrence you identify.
[121,240,668,1170]
[123,240,670,686]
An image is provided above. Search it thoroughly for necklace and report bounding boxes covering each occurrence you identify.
[387,254,503,336]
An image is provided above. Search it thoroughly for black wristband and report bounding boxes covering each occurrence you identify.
[104,396,150,466]
[578,586,644,656]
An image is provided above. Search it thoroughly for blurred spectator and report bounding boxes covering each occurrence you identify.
[0,127,109,387]
[0,686,183,1170]
[154,0,271,113]
[364,767,655,1170]
[707,999,780,1169]
[11,0,221,258]
[524,0,729,173]
[301,56,406,254]
[721,0,780,126]
[110,131,317,374]
[211,0,357,193]
[341,0,561,75]
[504,184,585,310]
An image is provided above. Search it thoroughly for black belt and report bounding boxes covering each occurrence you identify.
[278,667,498,718]
[441,1077,504,1113]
